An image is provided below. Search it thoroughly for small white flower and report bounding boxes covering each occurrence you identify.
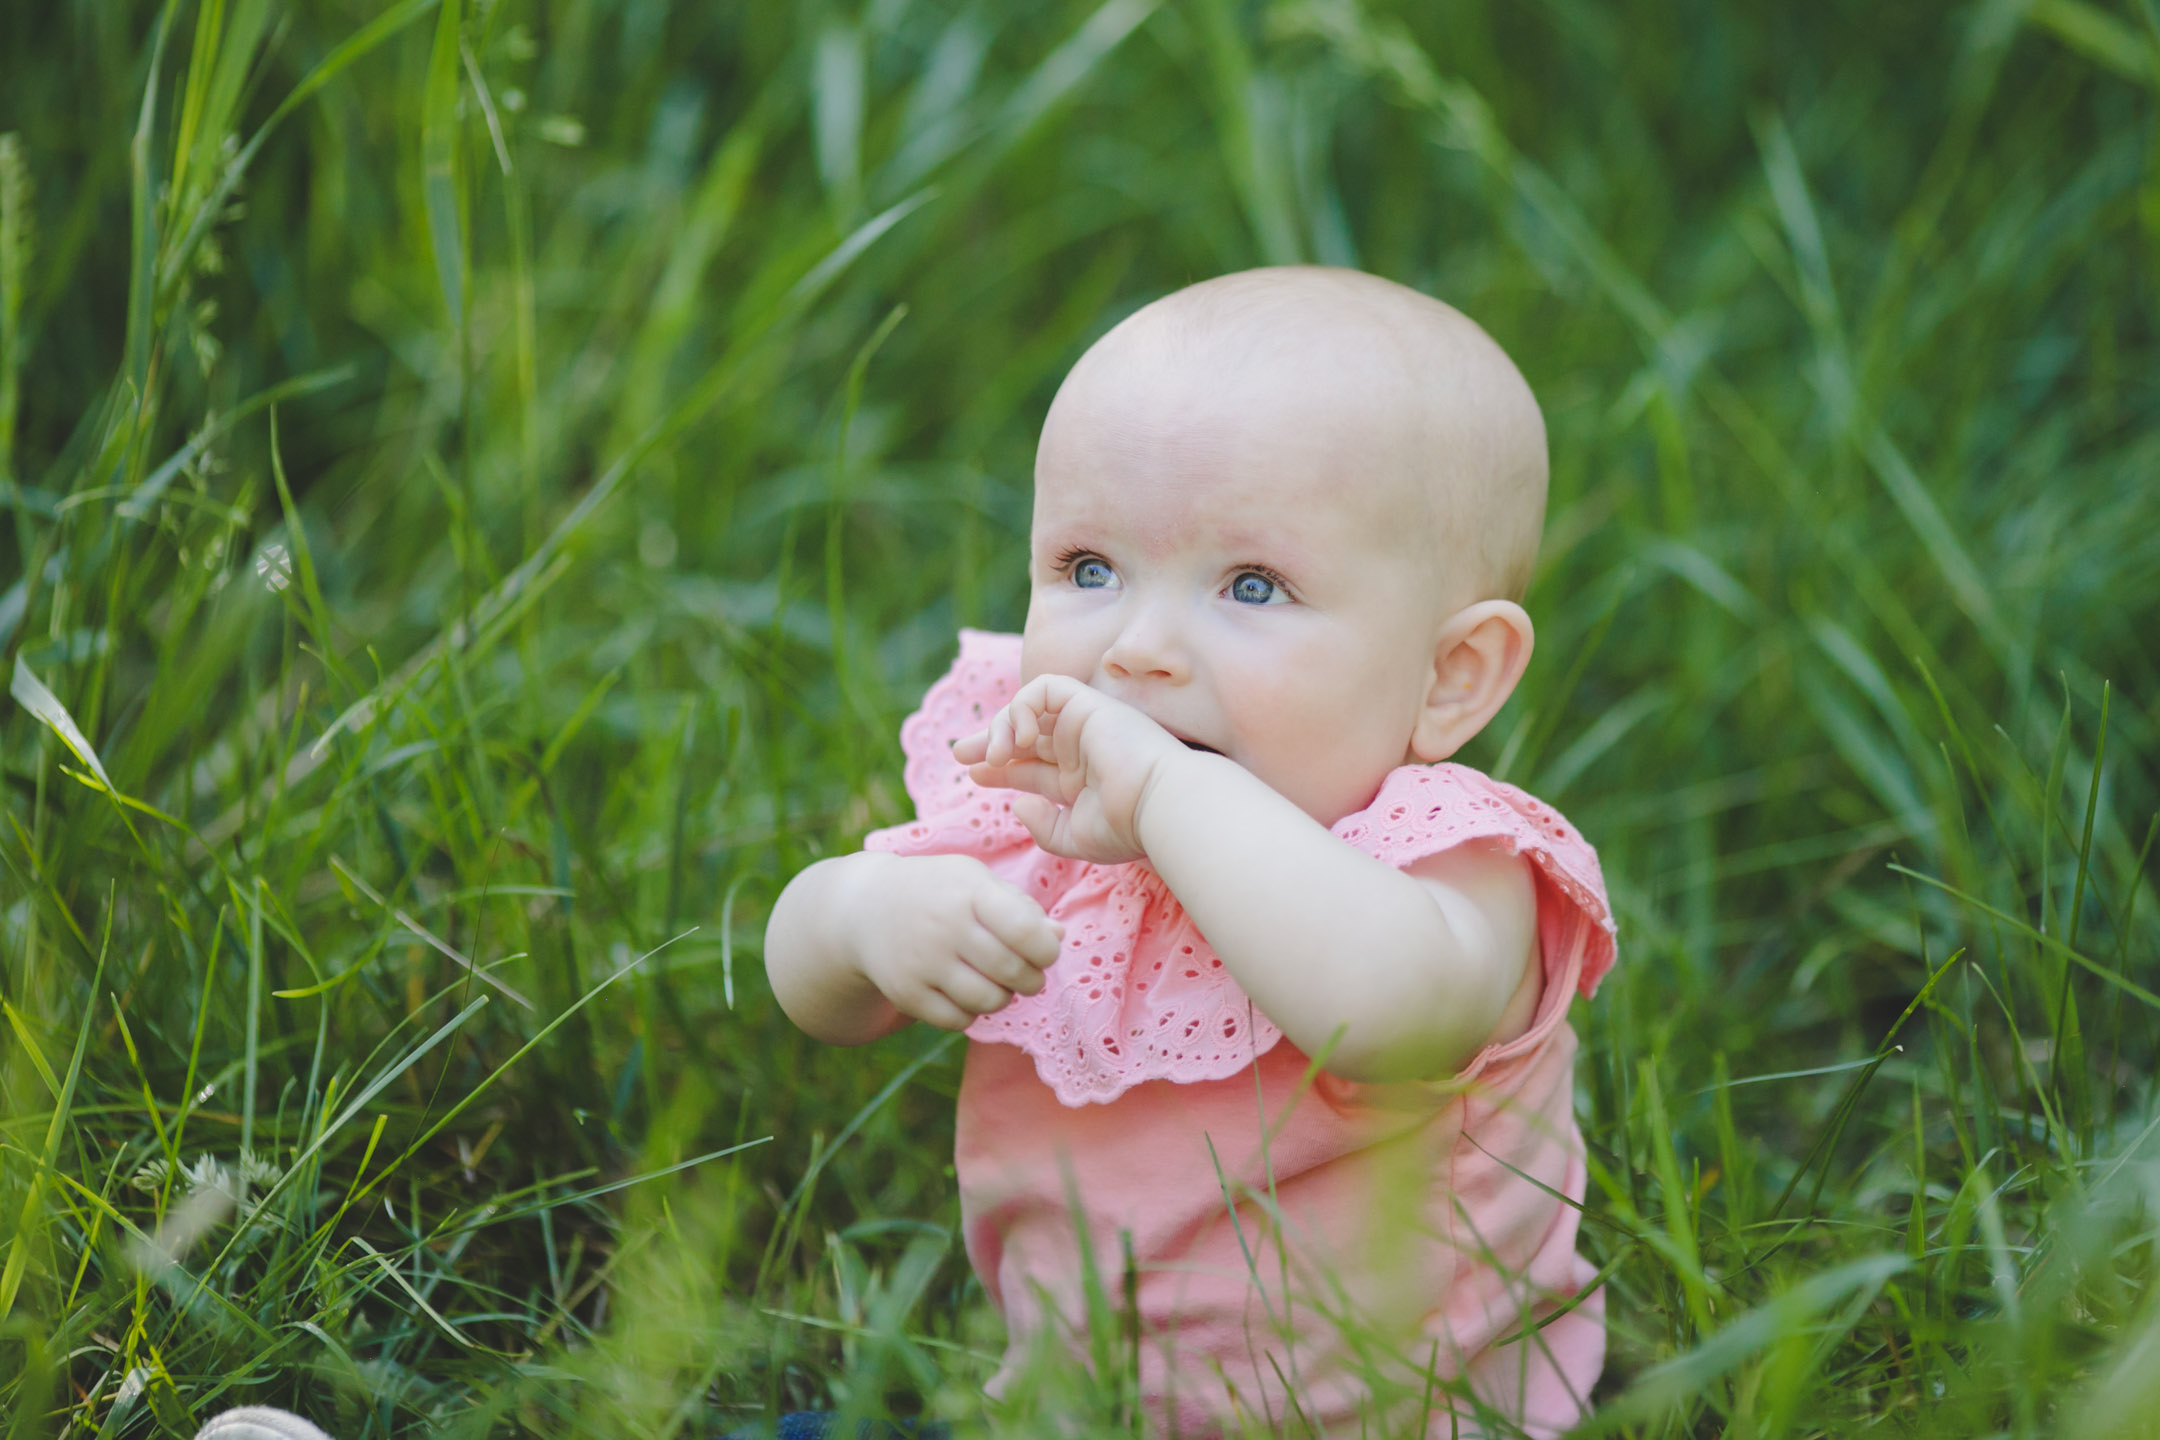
[128,1150,279,1212]
[127,1181,233,1273]
[184,1154,236,1198]
[256,543,292,592]
[538,115,586,147]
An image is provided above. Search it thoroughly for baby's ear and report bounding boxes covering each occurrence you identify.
[1409,601,1536,764]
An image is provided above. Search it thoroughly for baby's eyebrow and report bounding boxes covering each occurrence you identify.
[1210,529,1312,572]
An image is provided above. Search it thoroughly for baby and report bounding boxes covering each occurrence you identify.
[766,267,1616,1437]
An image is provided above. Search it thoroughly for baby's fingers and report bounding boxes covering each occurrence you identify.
[950,931,1042,1004]
[982,699,1047,767]
[933,953,1021,1014]
[900,984,978,1033]
[1009,793,1066,856]
[980,707,1013,766]
[972,882,1064,971]
[1010,700,1042,757]
[956,678,1084,770]
[965,756,1064,801]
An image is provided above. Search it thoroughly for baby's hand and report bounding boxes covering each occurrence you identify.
[953,676,1189,864]
[853,854,1064,1032]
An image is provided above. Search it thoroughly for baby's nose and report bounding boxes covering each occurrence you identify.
[1102,606,1191,682]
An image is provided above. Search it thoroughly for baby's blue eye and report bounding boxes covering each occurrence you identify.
[1073,558,1115,589]
[1229,571,1285,605]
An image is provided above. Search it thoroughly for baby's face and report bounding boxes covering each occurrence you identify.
[1022,338,1461,826]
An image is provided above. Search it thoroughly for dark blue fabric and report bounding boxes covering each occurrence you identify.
[723,1414,950,1440]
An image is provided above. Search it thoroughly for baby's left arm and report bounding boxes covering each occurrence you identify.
[955,677,1540,1083]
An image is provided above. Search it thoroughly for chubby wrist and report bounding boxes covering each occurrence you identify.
[825,849,900,961]
[1130,745,1244,857]
[768,850,908,1044]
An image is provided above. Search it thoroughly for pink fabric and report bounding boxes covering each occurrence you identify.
[866,631,1616,1436]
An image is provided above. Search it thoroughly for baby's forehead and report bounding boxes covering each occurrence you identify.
[1040,268,1548,600]
[1037,353,1436,563]
[1059,292,1479,487]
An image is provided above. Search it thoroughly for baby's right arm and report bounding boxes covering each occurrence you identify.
[764,852,1064,1044]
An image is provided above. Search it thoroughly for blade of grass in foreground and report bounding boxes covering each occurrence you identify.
[0,913,107,1324]
[1586,1252,1911,1432]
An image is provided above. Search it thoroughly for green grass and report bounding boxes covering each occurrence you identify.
[1,0,2157,1435]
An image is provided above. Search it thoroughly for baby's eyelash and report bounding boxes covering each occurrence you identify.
[1051,546,1100,573]
[1229,563,1293,592]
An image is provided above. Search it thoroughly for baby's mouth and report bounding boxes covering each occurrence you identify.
[1151,714,1221,756]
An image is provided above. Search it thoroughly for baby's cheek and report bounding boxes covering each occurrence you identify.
[1254,692,1410,818]
[1256,681,1343,751]
[1020,599,1115,686]
[1238,697,1336,788]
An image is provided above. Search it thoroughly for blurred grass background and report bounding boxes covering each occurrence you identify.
[2,0,2158,1434]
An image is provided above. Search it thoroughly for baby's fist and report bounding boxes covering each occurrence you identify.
[856,854,1064,1032]
[954,676,1183,864]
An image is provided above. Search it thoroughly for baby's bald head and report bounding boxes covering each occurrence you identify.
[1041,267,1548,606]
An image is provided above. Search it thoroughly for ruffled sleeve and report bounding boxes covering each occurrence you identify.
[1331,763,1618,1083]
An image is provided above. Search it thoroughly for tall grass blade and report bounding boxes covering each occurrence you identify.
[422,0,466,333]
[0,912,108,1323]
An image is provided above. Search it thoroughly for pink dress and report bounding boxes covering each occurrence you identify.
[865,632,1618,1437]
